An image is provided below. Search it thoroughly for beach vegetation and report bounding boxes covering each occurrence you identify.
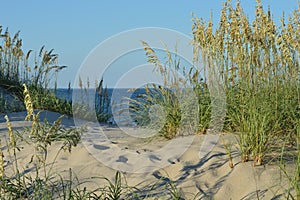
[0,0,299,199]
[0,26,72,115]
[127,1,299,197]
[0,84,83,199]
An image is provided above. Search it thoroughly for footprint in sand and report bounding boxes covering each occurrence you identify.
[116,155,128,163]
[93,144,110,150]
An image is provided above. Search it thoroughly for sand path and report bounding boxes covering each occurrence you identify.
[0,111,293,199]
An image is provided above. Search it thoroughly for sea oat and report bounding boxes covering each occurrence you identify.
[23,84,34,121]
[5,115,16,148]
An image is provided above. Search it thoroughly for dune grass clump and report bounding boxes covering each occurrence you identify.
[72,76,111,122]
[0,26,72,115]
[0,84,82,199]
[130,1,299,152]
[192,0,299,166]
[128,41,207,139]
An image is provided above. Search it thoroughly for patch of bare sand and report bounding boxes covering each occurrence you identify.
[0,111,294,199]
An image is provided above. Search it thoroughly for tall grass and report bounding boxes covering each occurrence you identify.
[130,1,299,149]
[191,1,299,198]
[0,84,82,199]
[0,25,111,120]
[73,76,111,122]
[0,26,65,89]
[128,42,204,139]
[191,0,299,166]
[124,6,299,199]
[0,26,71,114]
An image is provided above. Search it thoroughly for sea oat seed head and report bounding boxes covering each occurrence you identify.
[5,115,16,148]
[23,84,34,121]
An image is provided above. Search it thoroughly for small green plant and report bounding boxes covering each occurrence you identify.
[167,180,183,200]
[88,170,140,199]
[221,136,235,168]
[103,171,123,199]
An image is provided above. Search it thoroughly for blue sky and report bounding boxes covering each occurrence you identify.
[0,0,298,88]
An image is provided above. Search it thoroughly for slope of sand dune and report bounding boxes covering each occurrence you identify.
[0,111,294,199]
[0,87,25,112]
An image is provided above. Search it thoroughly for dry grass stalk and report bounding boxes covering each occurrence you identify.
[0,139,4,179]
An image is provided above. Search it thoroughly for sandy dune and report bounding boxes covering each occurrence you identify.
[0,111,294,199]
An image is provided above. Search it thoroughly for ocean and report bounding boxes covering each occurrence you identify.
[54,88,138,102]
[53,87,197,127]
[54,88,145,125]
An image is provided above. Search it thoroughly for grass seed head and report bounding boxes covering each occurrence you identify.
[23,84,34,121]
[5,115,16,148]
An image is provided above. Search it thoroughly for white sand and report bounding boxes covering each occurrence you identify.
[0,111,294,199]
